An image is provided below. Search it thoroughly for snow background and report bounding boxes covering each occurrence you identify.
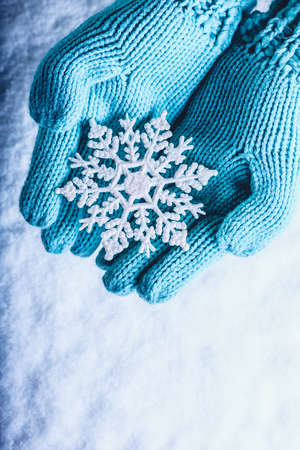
[1,0,300,449]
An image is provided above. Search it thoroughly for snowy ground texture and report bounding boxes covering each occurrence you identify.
[1,0,300,449]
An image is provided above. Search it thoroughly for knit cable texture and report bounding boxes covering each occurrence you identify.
[20,0,251,250]
[98,0,300,303]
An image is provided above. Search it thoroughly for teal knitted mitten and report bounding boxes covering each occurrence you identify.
[99,0,300,303]
[20,0,253,256]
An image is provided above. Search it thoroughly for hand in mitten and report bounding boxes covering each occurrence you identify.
[20,0,253,255]
[98,0,300,303]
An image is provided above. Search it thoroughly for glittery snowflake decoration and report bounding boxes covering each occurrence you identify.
[55,111,217,260]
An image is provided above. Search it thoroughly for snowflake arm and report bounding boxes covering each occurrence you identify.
[148,136,194,176]
[68,152,116,182]
[173,163,218,193]
[79,195,123,233]
[100,199,134,261]
[158,190,205,218]
[140,111,173,167]
[119,115,141,162]
[87,119,120,162]
[133,208,156,258]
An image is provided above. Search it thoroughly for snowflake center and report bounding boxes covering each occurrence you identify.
[124,172,150,199]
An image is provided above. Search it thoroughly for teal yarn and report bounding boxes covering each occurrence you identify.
[20,0,254,251]
[99,0,300,303]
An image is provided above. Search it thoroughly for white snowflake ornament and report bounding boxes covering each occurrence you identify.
[55,111,218,260]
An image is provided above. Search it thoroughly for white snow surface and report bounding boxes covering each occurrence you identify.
[1,0,300,449]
